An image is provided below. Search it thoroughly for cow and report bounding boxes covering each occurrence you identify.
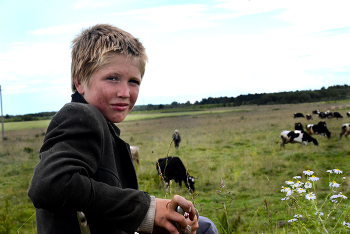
[325,111,335,119]
[306,121,331,138]
[156,156,195,192]
[306,114,313,120]
[280,130,318,148]
[340,124,350,139]
[318,112,328,119]
[333,112,343,120]
[294,122,305,132]
[130,146,139,165]
[347,112,350,117]
[312,110,320,115]
[294,113,305,118]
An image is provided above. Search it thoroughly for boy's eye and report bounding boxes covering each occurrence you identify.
[107,77,118,81]
[129,79,140,85]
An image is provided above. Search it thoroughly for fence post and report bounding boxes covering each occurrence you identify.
[0,85,4,140]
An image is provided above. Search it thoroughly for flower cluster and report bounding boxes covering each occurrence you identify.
[343,221,350,228]
[330,192,348,203]
[281,169,349,231]
[280,170,318,200]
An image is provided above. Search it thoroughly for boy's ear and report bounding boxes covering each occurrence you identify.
[74,78,85,95]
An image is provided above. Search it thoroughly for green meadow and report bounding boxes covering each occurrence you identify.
[1,102,350,233]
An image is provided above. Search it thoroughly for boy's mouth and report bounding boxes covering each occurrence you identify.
[111,103,128,111]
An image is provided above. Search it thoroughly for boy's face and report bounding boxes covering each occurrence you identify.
[75,53,141,123]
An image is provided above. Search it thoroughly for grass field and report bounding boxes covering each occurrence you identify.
[1,102,350,233]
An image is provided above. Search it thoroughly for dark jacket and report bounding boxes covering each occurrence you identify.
[28,92,150,234]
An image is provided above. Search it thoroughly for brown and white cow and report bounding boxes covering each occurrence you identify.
[340,124,350,139]
[130,146,139,165]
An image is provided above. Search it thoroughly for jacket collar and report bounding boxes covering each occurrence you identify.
[71,91,88,104]
[70,91,121,136]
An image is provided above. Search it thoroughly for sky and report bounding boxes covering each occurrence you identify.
[0,0,349,115]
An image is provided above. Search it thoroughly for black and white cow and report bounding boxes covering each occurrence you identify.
[294,113,305,118]
[306,121,331,138]
[340,124,350,139]
[280,130,318,148]
[318,112,327,119]
[332,112,343,120]
[312,110,320,115]
[156,156,195,192]
[306,114,313,120]
[347,112,350,117]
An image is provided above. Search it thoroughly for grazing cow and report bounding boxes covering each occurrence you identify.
[306,121,331,138]
[294,122,305,132]
[340,124,350,139]
[156,156,195,192]
[347,112,350,117]
[318,112,328,119]
[294,113,305,118]
[333,112,343,120]
[280,130,318,148]
[312,110,320,114]
[130,146,139,165]
[326,111,335,119]
[306,114,313,120]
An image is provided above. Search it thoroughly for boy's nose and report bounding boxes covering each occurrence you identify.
[117,82,130,98]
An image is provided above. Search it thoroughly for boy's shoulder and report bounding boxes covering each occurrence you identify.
[52,102,106,126]
[61,102,102,115]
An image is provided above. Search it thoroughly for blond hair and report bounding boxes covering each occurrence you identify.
[71,24,148,92]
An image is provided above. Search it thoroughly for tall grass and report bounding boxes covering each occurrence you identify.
[1,102,350,233]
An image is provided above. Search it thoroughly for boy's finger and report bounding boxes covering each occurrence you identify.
[168,195,192,214]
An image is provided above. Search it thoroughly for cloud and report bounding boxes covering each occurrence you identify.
[117,4,217,33]
[214,0,288,18]
[0,41,71,94]
[10,42,26,45]
[29,22,95,35]
[72,0,115,9]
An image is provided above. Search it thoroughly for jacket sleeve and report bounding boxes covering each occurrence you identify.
[28,103,150,233]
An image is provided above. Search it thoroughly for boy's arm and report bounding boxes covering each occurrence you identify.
[137,196,156,233]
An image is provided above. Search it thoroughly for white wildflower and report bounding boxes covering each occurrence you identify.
[343,221,350,228]
[285,180,294,185]
[326,170,333,173]
[305,192,316,201]
[293,176,301,179]
[294,214,303,218]
[309,175,319,181]
[333,169,343,174]
[343,177,346,180]
[303,170,314,176]
[293,181,304,188]
[296,188,306,194]
[315,212,324,216]
[330,194,339,200]
[339,193,347,199]
[288,218,298,223]
[281,197,290,201]
[304,181,312,188]
[329,181,340,187]
[281,187,290,193]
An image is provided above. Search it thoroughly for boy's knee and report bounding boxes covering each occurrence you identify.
[197,216,219,234]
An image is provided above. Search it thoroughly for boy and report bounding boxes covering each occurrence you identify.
[28,24,199,234]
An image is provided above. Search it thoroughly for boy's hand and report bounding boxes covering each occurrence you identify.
[154,195,198,234]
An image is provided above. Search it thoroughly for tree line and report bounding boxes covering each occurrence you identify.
[133,84,350,111]
[3,84,350,121]
[3,111,57,122]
